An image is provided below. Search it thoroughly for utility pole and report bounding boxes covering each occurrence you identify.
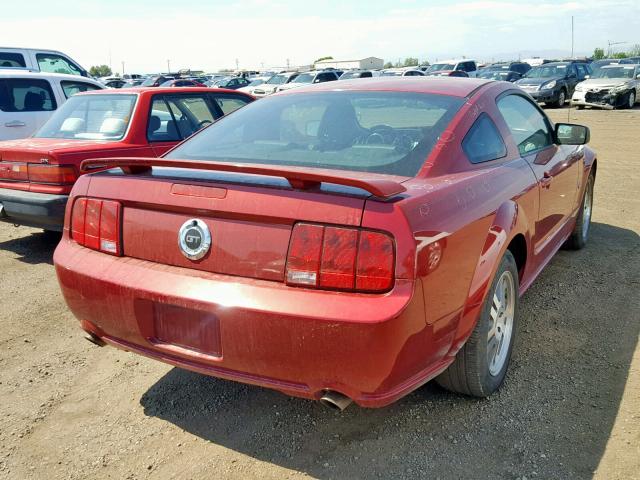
[571,16,574,58]
[607,40,627,57]
[286,58,290,69]
[121,61,125,77]
[235,58,239,71]
[167,59,171,73]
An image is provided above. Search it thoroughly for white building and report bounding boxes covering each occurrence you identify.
[314,57,384,70]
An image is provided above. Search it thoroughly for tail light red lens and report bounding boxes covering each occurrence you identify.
[71,198,122,255]
[286,223,394,292]
[0,162,76,184]
[27,165,76,184]
[0,162,28,181]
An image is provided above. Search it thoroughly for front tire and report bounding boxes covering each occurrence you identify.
[553,89,567,108]
[565,172,594,249]
[436,251,519,397]
[625,91,636,109]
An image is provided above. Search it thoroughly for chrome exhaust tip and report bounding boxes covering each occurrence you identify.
[319,390,353,411]
[83,332,106,347]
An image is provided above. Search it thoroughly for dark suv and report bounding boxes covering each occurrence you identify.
[478,62,531,82]
[515,61,591,107]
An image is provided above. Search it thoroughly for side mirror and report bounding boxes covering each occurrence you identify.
[555,123,590,145]
[636,74,640,79]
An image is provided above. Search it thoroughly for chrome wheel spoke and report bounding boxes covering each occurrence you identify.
[487,270,516,376]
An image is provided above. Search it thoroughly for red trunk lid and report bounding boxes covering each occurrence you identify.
[86,169,369,282]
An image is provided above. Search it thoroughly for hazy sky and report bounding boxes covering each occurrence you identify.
[3,0,639,73]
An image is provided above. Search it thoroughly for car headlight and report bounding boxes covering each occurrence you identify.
[611,83,631,93]
[542,80,556,90]
[575,84,584,92]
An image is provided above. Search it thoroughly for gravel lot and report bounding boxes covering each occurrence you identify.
[0,107,638,480]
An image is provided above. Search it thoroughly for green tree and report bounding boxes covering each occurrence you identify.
[612,52,628,59]
[314,56,333,64]
[383,62,394,69]
[628,44,640,56]
[89,65,112,77]
[403,57,419,67]
[592,48,605,60]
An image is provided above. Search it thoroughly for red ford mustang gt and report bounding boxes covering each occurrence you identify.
[54,77,596,410]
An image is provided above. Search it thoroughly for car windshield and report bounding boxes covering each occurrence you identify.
[429,63,455,72]
[165,91,465,177]
[141,76,160,87]
[479,71,510,80]
[266,75,287,85]
[340,71,364,80]
[292,73,314,83]
[524,65,567,78]
[247,79,265,87]
[592,66,637,79]
[484,64,510,71]
[35,94,136,140]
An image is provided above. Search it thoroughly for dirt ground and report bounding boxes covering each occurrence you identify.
[0,106,638,480]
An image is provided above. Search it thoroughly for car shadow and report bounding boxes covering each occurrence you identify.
[140,222,639,479]
[0,229,59,265]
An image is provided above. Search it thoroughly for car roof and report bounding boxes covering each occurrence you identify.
[279,77,491,97]
[538,62,569,66]
[0,70,98,82]
[76,86,251,97]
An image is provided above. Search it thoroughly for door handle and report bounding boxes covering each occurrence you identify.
[540,171,553,189]
[4,121,26,127]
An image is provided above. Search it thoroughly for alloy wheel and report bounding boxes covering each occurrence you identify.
[488,270,516,376]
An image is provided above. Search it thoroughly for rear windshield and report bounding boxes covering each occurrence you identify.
[166,91,464,177]
[35,94,136,140]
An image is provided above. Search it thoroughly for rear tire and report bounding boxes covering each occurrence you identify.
[565,172,594,250]
[436,251,519,397]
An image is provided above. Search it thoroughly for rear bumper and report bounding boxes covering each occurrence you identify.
[54,240,454,407]
[0,187,67,231]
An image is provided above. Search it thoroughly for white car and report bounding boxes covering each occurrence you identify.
[0,71,103,141]
[276,71,340,92]
[237,76,273,94]
[0,47,88,77]
[380,68,425,77]
[249,72,300,97]
[425,59,478,77]
[571,64,640,110]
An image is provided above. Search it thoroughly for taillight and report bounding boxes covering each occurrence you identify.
[0,162,76,184]
[0,162,28,181]
[71,197,122,255]
[27,165,76,184]
[286,223,394,292]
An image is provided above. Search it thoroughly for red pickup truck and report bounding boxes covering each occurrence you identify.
[0,87,253,232]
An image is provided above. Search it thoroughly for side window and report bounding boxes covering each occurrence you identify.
[36,54,82,76]
[147,97,181,142]
[212,94,251,115]
[316,73,336,83]
[576,64,588,79]
[0,78,57,112]
[462,114,507,164]
[0,52,26,68]
[361,71,372,78]
[497,94,554,156]
[61,81,101,98]
[167,95,215,138]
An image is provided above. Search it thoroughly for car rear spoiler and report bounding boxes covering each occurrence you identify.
[80,158,407,198]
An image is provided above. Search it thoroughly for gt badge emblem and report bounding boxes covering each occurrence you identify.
[178,219,211,260]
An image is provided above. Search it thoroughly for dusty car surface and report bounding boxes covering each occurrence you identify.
[54,77,596,410]
[0,87,253,231]
[571,64,640,109]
